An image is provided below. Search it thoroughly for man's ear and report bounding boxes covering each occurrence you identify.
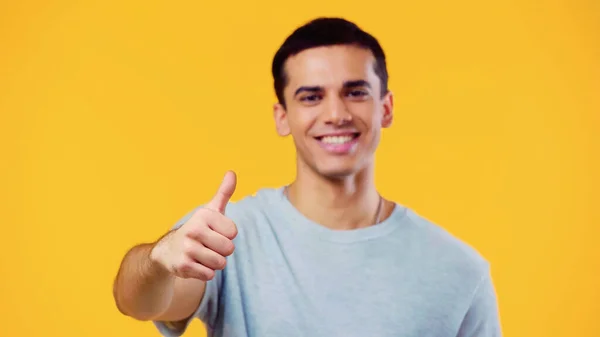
[381,91,394,128]
[273,102,291,136]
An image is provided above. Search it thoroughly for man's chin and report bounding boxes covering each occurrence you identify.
[298,151,370,180]
[315,165,360,180]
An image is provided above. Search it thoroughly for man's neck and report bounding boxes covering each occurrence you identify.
[284,164,389,231]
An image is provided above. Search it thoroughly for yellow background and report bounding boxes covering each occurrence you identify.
[1,0,598,336]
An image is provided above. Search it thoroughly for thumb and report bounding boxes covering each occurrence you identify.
[206,170,237,213]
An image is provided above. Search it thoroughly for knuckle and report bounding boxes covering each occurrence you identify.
[215,256,227,270]
[199,268,215,281]
[181,238,196,255]
[178,261,192,273]
[186,225,208,242]
[222,241,235,256]
[195,207,215,220]
[173,261,190,277]
[229,222,239,238]
[193,207,210,217]
[187,210,210,227]
[208,255,221,269]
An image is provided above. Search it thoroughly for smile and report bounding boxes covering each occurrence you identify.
[314,133,360,154]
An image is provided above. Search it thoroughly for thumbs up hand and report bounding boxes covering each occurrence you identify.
[150,171,239,281]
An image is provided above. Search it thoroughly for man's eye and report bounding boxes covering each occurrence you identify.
[301,94,321,102]
[347,90,368,97]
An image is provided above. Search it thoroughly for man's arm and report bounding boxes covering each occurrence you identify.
[112,171,238,327]
[112,241,207,322]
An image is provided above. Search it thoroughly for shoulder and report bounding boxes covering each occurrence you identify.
[221,187,283,237]
[223,187,281,220]
[169,187,282,231]
[397,205,491,279]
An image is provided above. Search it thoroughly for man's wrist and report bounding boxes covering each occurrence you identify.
[144,241,171,279]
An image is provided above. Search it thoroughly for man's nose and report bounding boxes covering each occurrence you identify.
[324,96,352,125]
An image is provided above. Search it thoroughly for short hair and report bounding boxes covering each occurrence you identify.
[271,17,389,108]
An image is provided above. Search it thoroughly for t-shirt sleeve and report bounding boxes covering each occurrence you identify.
[456,266,503,337]
[152,205,224,337]
[153,272,223,337]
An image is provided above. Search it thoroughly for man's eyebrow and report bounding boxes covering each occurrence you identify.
[293,80,371,97]
[343,80,371,88]
[294,86,322,96]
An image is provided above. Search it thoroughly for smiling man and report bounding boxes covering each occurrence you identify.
[113,17,502,337]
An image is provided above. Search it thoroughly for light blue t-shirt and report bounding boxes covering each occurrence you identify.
[154,187,502,337]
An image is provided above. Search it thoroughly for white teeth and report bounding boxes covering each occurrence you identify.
[321,135,354,144]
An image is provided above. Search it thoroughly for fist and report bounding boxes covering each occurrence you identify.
[151,171,238,281]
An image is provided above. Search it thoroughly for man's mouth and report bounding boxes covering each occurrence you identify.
[314,132,361,154]
[315,132,360,144]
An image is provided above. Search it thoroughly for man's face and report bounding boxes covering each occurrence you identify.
[273,44,394,179]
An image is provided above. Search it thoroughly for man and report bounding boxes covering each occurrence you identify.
[113,17,502,337]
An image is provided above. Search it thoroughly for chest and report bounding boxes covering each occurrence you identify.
[222,238,468,337]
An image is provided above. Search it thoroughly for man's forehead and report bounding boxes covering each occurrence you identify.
[284,45,377,88]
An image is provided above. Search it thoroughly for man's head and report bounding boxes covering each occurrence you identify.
[272,17,394,179]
